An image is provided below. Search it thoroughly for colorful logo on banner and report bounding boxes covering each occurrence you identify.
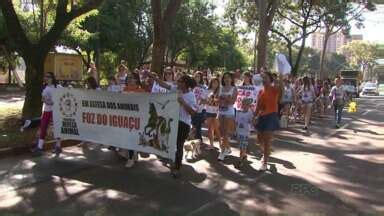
[139,102,173,153]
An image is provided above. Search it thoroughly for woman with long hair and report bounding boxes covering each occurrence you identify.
[255,71,283,171]
[217,72,238,161]
[85,76,100,90]
[32,72,62,156]
[319,80,330,117]
[116,63,129,89]
[300,76,316,130]
[122,72,146,167]
[191,71,207,143]
[202,76,221,150]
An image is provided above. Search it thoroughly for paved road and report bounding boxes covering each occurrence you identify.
[0,97,383,216]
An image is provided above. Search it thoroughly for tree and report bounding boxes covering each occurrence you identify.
[318,0,375,79]
[150,0,182,75]
[0,0,105,118]
[271,0,322,75]
[342,41,378,80]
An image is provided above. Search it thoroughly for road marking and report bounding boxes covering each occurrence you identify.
[362,110,370,116]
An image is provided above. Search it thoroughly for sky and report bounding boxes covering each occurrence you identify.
[350,4,384,43]
[213,1,384,44]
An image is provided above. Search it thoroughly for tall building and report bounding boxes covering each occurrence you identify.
[310,31,351,53]
[310,32,363,53]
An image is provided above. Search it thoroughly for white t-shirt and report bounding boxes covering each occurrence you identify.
[107,84,122,93]
[42,85,55,112]
[301,85,315,103]
[204,89,219,114]
[180,91,198,126]
[219,86,236,116]
[236,110,253,136]
[281,85,294,103]
[330,86,346,104]
[117,74,127,88]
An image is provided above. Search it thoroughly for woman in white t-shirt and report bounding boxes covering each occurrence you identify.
[116,64,128,89]
[151,66,176,93]
[218,72,238,161]
[150,73,198,178]
[192,71,207,142]
[32,72,61,156]
[201,76,221,150]
[299,76,316,130]
[107,76,122,93]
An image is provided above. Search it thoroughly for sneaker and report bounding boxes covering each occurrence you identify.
[303,126,308,130]
[224,148,232,156]
[335,124,340,129]
[259,163,268,171]
[218,151,225,161]
[125,159,135,168]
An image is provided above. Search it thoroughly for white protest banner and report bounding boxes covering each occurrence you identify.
[52,88,180,161]
[234,85,261,111]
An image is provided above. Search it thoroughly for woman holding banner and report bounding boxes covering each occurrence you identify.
[217,72,238,161]
[122,72,146,168]
[150,73,198,178]
[32,72,62,156]
[151,66,176,93]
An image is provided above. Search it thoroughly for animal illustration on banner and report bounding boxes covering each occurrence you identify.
[141,102,173,152]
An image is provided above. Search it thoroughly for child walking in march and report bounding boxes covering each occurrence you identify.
[235,98,254,168]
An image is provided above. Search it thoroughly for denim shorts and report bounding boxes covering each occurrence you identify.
[256,112,280,132]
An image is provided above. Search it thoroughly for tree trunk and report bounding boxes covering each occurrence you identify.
[319,30,330,79]
[22,58,45,119]
[292,33,307,76]
[150,0,182,75]
[257,0,268,71]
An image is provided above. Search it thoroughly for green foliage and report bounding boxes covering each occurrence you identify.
[342,41,379,69]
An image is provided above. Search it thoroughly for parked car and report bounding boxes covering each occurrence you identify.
[361,82,378,96]
[343,84,358,98]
